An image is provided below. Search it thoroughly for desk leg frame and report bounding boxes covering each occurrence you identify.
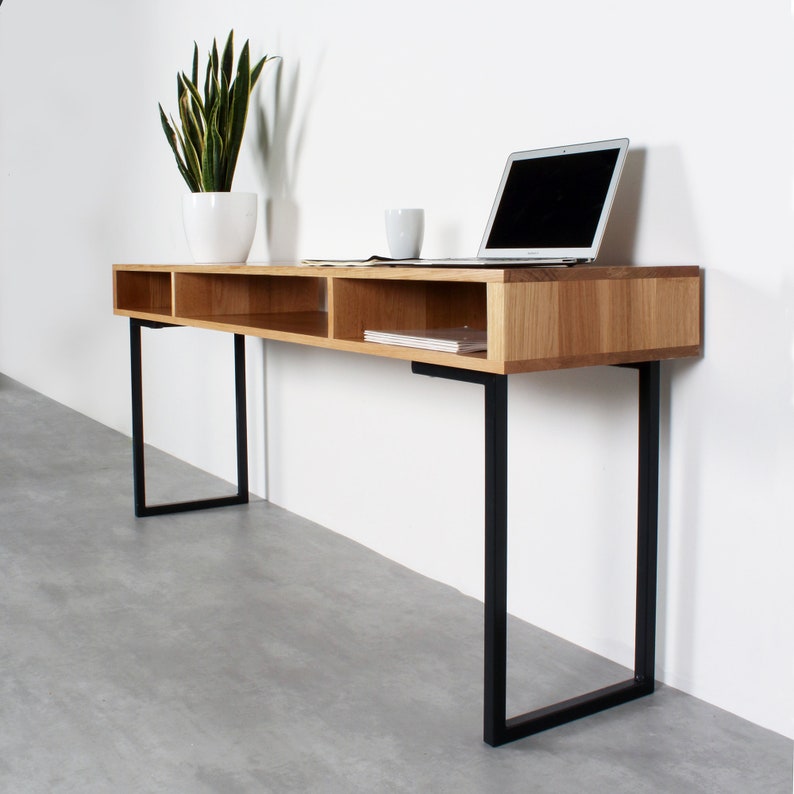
[411,361,660,746]
[130,318,249,517]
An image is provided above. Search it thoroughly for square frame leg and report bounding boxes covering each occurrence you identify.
[129,319,249,517]
[411,361,660,746]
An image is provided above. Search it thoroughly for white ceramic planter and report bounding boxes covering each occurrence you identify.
[182,192,257,264]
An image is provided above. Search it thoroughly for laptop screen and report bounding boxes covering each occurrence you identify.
[478,138,629,261]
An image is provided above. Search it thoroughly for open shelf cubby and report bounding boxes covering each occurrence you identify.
[114,270,172,319]
[172,272,327,338]
[330,278,487,342]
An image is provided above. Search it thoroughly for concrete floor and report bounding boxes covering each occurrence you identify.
[1,372,791,793]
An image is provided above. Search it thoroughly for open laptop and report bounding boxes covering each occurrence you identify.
[403,137,629,266]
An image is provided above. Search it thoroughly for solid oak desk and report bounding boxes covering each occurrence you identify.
[113,262,703,746]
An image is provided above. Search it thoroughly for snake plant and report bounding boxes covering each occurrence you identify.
[159,31,273,192]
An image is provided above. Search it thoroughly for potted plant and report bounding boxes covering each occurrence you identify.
[159,31,276,263]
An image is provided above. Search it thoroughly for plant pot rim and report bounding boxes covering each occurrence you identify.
[186,190,257,196]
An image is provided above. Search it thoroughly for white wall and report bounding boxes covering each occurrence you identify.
[1,0,792,739]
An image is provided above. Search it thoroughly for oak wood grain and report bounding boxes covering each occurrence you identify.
[112,263,703,373]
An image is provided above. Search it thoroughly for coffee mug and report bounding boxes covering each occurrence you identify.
[385,209,424,259]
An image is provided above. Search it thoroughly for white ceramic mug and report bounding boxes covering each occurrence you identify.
[385,208,424,259]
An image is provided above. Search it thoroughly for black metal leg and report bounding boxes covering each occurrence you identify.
[129,318,249,517]
[634,360,660,684]
[411,360,661,746]
[483,372,509,746]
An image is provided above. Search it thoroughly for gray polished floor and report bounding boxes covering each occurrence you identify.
[1,373,791,793]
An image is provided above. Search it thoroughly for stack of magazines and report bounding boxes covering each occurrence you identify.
[363,326,487,354]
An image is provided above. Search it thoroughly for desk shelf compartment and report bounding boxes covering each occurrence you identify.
[172,272,327,339]
[330,277,487,345]
[114,270,173,320]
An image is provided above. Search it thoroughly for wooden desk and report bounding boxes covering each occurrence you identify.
[113,262,703,745]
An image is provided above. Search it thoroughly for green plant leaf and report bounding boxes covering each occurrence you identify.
[217,70,231,188]
[221,30,234,87]
[250,55,268,90]
[224,40,252,191]
[212,123,224,190]
[219,69,230,134]
[201,103,224,191]
[181,73,206,130]
[203,43,215,110]
[200,118,214,191]
[159,104,200,192]
[181,74,205,114]
[191,42,199,88]
[175,123,202,192]
[206,50,222,118]
[158,104,183,165]
[178,88,204,179]
[211,37,220,85]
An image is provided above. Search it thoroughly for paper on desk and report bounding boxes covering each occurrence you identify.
[301,255,398,267]
[363,327,487,353]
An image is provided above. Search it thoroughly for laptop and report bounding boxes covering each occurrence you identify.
[403,137,629,267]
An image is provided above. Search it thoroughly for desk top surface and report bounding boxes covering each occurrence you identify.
[114,262,700,283]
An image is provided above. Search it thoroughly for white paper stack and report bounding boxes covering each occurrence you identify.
[363,327,487,353]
